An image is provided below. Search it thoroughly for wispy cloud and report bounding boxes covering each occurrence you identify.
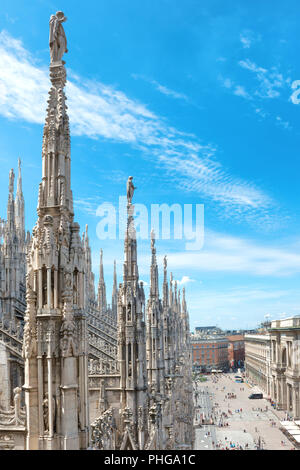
[238,59,285,99]
[275,115,291,130]
[187,285,300,329]
[155,231,300,277]
[74,197,102,216]
[233,85,251,100]
[240,30,261,49]
[219,75,251,100]
[0,30,275,223]
[132,73,189,102]
[219,61,291,130]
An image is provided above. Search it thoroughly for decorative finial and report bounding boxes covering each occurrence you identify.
[49,11,68,64]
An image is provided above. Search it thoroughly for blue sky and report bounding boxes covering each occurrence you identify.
[1,0,300,330]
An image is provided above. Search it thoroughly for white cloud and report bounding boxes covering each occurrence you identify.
[233,85,251,100]
[239,59,285,99]
[240,30,261,49]
[219,76,251,100]
[74,197,102,216]
[154,231,300,277]
[0,30,275,223]
[175,276,195,285]
[275,116,291,130]
[132,73,189,102]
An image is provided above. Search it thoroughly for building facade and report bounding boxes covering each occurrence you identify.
[269,317,300,418]
[191,333,229,372]
[227,335,245,369]
[244,333,271,396]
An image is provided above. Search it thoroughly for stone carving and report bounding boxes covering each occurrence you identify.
[91,408,116,450]
[43,393,56,434]
[60,316,77,357]
[8,169,15,195]
[0,387,25,427]
[49,11,68,63]
[126,176,136,204]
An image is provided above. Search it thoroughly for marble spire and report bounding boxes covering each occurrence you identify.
[117,176,148,449]
[111,259,118,319]
[23,12,89,450]
[97,249,107,314]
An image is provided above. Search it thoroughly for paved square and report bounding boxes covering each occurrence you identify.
[194,372,296,450]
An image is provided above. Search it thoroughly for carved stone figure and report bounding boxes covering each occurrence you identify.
[49,11,68,63]
[126,176,136,204]
[8,169,14,195]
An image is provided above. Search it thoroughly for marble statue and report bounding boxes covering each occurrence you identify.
[9,169,14,195]
[49,11,68,63]
[126,176,137,204]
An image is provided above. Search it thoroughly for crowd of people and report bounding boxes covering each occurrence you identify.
[194,372,295,450]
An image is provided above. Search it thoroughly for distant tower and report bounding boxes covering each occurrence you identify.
[23,12,89,450]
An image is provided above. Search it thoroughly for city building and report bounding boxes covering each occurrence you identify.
[269,316,300,418]
[227,335,245,369]
[191,332,229,372]
[244,333,271,396]
[194,326,222,336]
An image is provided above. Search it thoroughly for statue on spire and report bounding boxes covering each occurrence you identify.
[9,169,15,195]
[150,228,155,250]
[49,11,68,63]
[126,176,137,205]
[163,255,167,270]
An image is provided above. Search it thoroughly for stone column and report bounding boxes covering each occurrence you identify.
[61,356,79,450]
[24,357,39,449]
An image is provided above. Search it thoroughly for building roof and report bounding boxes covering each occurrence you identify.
[227,335,244,342]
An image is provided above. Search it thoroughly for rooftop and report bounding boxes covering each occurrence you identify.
[227,335,244,342]
[270,316,300,330]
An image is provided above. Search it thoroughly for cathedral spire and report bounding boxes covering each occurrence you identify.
[24,12,89,450]
[169,272,173,307]
[182,287,187,314]
[15,158,25,243]
[38,15,72,213]
[111,260,118,319]
[118,176,148,449]
[98,248,107,313]
[7,169,15,233]
[163,255,169,308]
[123,177,139,283]
[150,229,159,299]
[84,224,95,305]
